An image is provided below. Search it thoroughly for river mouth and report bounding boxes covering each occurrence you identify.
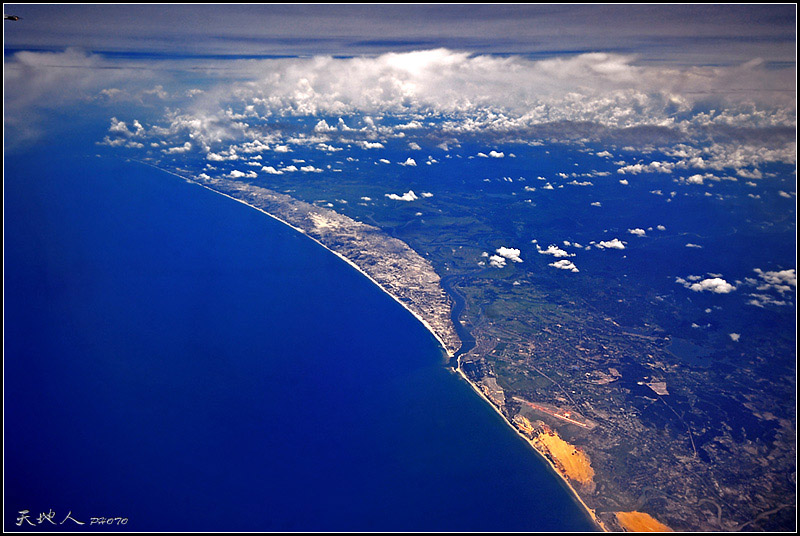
[440,275,477,366]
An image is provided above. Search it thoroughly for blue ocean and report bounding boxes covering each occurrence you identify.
[4,136,598,531]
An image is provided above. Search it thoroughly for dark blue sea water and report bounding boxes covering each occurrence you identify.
[4,140,598,531]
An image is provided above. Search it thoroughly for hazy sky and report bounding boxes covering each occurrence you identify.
[3,4,796,65]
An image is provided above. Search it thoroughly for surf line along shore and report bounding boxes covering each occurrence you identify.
[134,159,607,533]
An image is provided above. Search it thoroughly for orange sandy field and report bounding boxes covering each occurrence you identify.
[615,510,673,532]
[534,431,594,485]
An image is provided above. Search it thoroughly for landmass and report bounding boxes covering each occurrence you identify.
[138,144,795,533]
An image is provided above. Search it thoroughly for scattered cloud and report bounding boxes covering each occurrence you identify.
[314,119,337,132]
[676,276,736,294]
[536,244,573,258]
[226,169,257,179]
[747,294,788,307]
[549,259,579,272]
[596,238,626,250]
[752,268,796,293]
[617,161,675,175]
[488,254,507,268]
[385,190,419,201]
[496,247,523,263]
[359,141,385,149]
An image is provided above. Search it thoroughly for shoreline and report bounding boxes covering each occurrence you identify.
[144,161,606,532]
[140,162,456,358]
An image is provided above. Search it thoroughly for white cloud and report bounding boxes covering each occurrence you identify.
[108,117,140,137]
[684,173,724,185]
[164,141,192,154]
[300,165,322,173]
[317,143,342,152]
[685,243,703,248]
[385,190,419,201]
[496,247,523,263]
[747,294,788,307]
[400,157,417,166]
[549,259,579,272]
[262,166,283,174]
[359,141,385,149]
[314,119,336,132]
[617,161,675,175]
[227,169,257,179]
[627,228,646,237]
[753,268,796,293]
[408,142,421,150]
[736,168,763,179]
[729,333,741,342]
[489,150,504,158]
[537,244,572,258]
[596,238,626,250]
[680,277,737,294]
[489,255,507,268]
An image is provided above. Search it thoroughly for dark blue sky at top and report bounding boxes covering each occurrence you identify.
[3,4,796,66]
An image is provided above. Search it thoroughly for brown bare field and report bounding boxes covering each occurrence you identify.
[615,511,673,532]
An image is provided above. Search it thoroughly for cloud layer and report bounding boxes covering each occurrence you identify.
[5,43,796,152]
